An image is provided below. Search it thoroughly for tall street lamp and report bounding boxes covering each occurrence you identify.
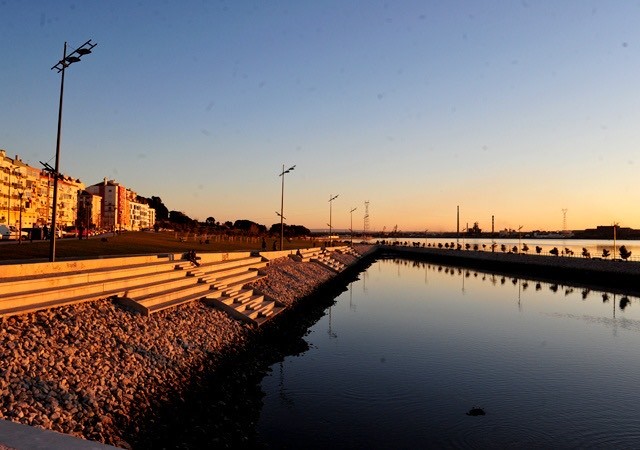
[17,191,23,245]
[349,207,357,246]
[328,194,339,247]
[7,168,20,226]
[49,39,97,262]
[279,164,295,251]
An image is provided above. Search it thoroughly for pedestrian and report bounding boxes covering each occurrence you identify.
[43,225,49,240]
[187,249,200,266]
[261,237,267,251]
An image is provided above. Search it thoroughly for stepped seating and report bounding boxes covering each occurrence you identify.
[200,257,284,326]
[311,251,347,272]
[289,247,323,262]
[0,255,181,318]
[115,255,269,317]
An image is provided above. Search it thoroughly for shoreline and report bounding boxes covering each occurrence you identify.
[2,243,638,447]
[0,246,374,448]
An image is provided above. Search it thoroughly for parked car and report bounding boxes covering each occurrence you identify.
[0,224,29,240]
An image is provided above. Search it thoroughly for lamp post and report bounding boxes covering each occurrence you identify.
[17,191,23,245]
[613,222,619,260]
[349,207,357,246]
[279,164,295,251]
[49,39,97,262]
[328,194,339,246]
[7,168,20,226]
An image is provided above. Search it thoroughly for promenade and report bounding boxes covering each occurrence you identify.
[1,242,635,447]
[0,245,374,448]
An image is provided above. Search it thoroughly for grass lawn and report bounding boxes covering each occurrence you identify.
[0,231,321,262]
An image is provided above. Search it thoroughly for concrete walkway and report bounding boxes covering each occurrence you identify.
[0,420,122,449]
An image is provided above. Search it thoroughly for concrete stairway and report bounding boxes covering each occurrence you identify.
[0,252,284,325]
[115,256,270,317]
[311,250,347,272]
[0,255,181,318]
[200,258,285,326]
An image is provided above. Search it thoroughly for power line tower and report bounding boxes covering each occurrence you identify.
[363,201,370,237]
[562,208,568,233]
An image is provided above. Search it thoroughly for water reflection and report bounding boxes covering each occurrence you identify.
[258,257,640,448]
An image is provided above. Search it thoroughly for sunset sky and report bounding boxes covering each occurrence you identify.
[1,1,639,232]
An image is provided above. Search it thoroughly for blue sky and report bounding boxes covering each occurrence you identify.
[2,1,639,232]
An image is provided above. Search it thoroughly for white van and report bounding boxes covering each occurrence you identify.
[0,224,29,240]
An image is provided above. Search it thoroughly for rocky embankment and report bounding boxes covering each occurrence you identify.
[0,249,362,448]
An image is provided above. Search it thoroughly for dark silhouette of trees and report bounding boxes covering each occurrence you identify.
[500,244,507,253]
[522,243,529,253]
[268,223,310,237]
[511,245,517,253]
[581,248,591,258]
[620,296,631,310]
[169,210,194,225]
[602,249,610,258]
[148,196,169,220]
[535,246,542,254]
[234,219,267,235]
[619,245,632,260]
[550,247,559,256]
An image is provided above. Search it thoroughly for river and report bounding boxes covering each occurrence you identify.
[257,257,640,448]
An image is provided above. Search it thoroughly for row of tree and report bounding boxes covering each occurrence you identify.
[143,196,310,237]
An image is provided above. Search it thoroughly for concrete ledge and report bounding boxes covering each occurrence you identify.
[0,419,122,450]
[382,246,640,293]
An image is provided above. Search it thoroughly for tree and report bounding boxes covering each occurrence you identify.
[619,245,632,261]
[512,245,518,253]
[205,217,216,226]
[581,248,591,258]
[550,247,559,256]
[500,244,506,253]
[169,210,194,225]
[148,196,169,220]
[535,246,542,254]
[522,243,529,253]
[602,249,610,259]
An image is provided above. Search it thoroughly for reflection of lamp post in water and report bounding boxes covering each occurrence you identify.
[327,305,337,338]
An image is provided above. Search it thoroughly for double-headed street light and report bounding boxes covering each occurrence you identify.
[349,207,357,246]
[279,164,295,251]
[328,194,339,246]
[49,39,97,262]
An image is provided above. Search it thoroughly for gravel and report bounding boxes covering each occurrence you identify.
[0,251,366,448]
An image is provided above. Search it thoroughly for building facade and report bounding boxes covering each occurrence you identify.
[2,150,158,233]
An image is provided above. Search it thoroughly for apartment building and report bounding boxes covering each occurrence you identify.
[2,150,158,232]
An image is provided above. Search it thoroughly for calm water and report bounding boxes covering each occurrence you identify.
[369,238,640,260]
[257,258,640,448]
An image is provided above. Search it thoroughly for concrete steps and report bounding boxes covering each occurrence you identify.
[117,283,216,316]
[311,254,346,272]
[0,256,181,317]
[200,259,284,326]
[114,257,270,317]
